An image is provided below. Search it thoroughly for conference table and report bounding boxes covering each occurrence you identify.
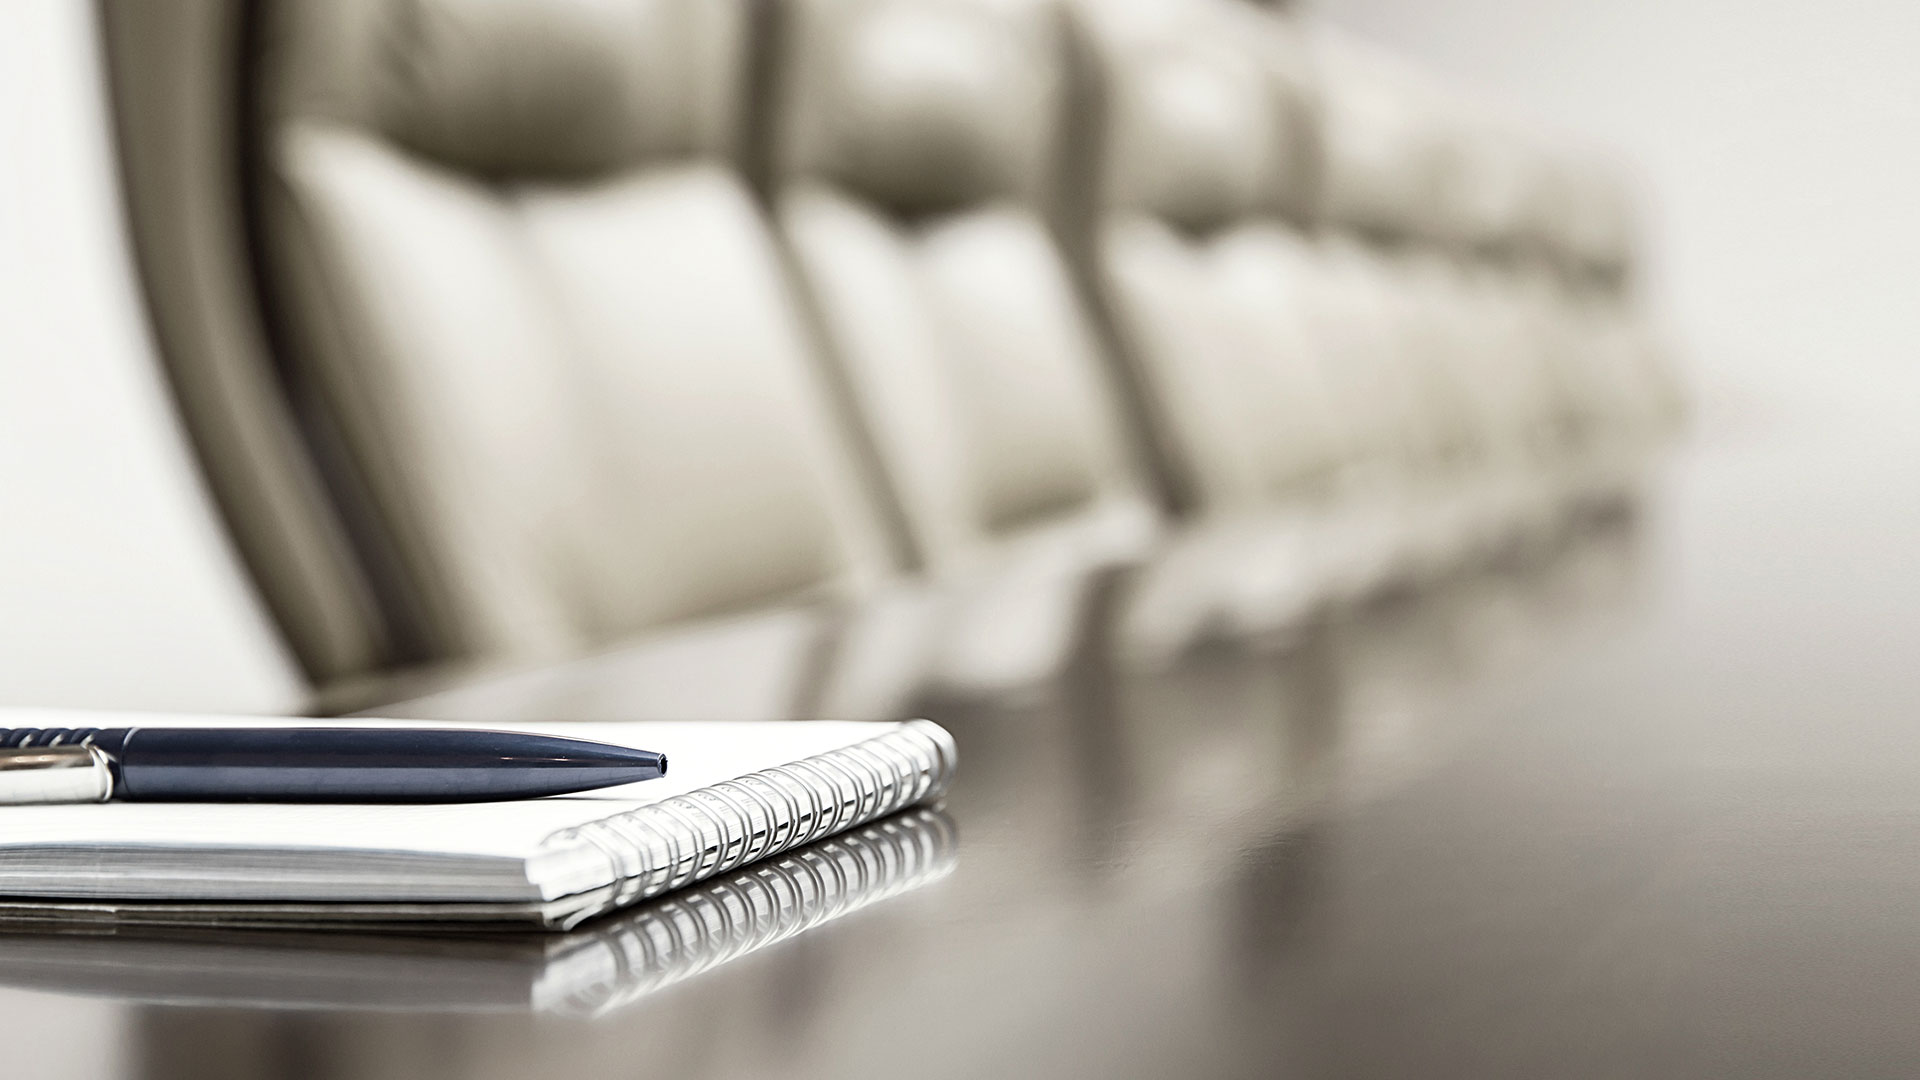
[9,393,1920,1080]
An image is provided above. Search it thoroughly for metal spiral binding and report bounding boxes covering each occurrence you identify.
[0,729,107,749]
[544,805,959,1017]
[540,720,957,918]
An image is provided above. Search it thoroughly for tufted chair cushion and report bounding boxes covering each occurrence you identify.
[1307,28,1450,242]
[1100,30,1274,235]
[778,0,1059,216]
[1069,0,1364,514]
[1544,154,1642,289]
[771,0,1153,575]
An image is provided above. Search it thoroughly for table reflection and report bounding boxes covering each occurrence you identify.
[0,807,956,1017]
[5,507,1649,1080]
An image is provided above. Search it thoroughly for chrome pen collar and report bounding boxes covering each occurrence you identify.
[0,744,115,805]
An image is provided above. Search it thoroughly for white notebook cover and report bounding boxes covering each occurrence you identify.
[0,711,956,929]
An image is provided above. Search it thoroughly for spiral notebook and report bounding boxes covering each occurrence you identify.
[0,807,957,1014]
[0,712,955,931]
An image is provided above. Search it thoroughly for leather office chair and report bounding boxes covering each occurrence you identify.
[764,0,1162,693]
[1536,154,1688,456]
[1300,26,1571,568]
[1433,116,1675,526]
[1384,105,1590,550]
[1309,29,1681,566]
[251,0,897,711]
[1061,0,1473,662]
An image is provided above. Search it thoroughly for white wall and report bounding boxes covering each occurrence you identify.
[0,2,306,713]
[1321,0,1920,413]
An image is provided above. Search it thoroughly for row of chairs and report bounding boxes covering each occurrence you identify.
[120,0,1683,716]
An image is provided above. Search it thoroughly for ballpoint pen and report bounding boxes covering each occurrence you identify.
[0,727,667,805]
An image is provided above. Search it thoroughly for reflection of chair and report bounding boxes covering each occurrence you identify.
[253,0,891,682]
[765,0,1161,693]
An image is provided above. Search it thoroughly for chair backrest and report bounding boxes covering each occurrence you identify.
[1424,101,1620,463]
[97,0,390,685]
[1308,27,1524,475]
[766,0,1156,576]
[1066,0,1370,517]
[255,0,888,666]
[1308,29,1450,247]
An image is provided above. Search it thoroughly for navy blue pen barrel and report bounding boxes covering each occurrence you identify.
[111,728,666,803]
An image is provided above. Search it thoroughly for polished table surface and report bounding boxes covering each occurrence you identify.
[12,395,1920,1079]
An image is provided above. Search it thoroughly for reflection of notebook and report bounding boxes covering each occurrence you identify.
[0,713,955,929]
[0,807,956,1015]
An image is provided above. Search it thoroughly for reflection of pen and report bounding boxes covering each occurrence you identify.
[0,728,667,804]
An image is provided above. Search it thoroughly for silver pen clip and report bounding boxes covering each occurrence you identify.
[0,745,115,805]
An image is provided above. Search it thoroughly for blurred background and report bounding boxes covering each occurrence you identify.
[11,1,1920,1077]
[1330,0,1920,410]
[0,0,1693,716]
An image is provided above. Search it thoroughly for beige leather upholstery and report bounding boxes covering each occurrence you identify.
[1071,0,1331,511]
[1070,3,1444,527]
[1058,0,1385,659]
[1525,152,1687,477]
[96,0,1680,713]
[1065,1,1590,665]
[1079,5,1496,535]
[762,0,1163,692]
[258,0,887,666]
[777,0,1057,218]
[772,0,1154,575]
[1424,101,1682,512]
[1310,33,1621,558]
[1308,29,1449,245]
